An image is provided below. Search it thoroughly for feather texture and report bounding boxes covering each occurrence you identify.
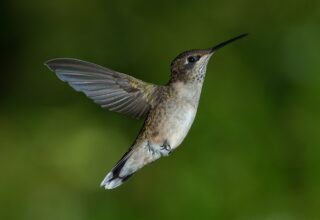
[45,58,159,119]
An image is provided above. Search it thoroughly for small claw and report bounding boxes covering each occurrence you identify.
[160,140,171,152]
[147,141,155,155]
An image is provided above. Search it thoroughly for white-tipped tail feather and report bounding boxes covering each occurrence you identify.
[100,172,124,189]
[100,149,134,190]
[100,142,163,190]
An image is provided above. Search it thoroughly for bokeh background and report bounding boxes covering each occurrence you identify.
[1,0,320,219]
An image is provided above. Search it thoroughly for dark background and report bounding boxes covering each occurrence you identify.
[1,0,320,219]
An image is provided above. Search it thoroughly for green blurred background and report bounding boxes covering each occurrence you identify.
[1,0,320,219]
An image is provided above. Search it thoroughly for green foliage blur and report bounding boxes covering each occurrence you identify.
[1,0,320,219]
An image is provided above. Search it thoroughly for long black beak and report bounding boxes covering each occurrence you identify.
[209,33,248,53]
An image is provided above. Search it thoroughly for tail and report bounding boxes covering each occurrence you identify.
[100,143,161,189]
[100,149,133,189]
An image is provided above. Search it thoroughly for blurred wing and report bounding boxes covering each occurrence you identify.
[45,58,160,119]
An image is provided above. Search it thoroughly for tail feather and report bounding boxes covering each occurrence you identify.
[100,142,162,190]
[100,171,134,190]
[100,149,133,189]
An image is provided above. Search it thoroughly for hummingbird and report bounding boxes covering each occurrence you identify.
[45,33,247,189]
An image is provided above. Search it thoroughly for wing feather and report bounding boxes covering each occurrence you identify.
[45,58,160,119]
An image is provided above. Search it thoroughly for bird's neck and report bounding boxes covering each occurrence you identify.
[168,80,204,105]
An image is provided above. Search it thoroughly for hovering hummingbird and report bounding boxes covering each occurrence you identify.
[45,33,247,189]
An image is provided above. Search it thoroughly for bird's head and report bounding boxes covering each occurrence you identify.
[170,33,248,84]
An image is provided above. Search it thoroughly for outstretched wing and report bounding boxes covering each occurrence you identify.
[45,58,160,119]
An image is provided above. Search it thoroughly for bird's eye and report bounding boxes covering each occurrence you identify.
[187,56,200,63]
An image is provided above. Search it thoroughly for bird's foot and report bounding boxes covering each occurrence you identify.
[147,141,155,155]
[160,140,171,155]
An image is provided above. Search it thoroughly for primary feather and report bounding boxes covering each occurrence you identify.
[45,58,159,118]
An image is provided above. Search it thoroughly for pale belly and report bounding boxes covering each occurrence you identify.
[155,102,197,149]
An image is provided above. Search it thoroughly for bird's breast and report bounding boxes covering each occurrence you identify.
[151,100,197,149]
